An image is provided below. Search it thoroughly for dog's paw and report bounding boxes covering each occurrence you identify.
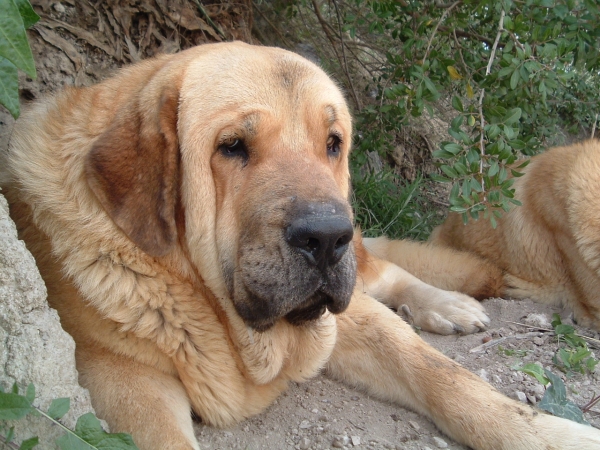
[400,287,490,335]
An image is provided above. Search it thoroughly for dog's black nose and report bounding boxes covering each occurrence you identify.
[285,205,354,269]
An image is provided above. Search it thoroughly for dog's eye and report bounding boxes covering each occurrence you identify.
[327,135,341,157]
[219,139,248,161]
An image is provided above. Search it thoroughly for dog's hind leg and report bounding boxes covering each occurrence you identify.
[328,291,600,450]
[361,235,504,299]
[76,343,199,450]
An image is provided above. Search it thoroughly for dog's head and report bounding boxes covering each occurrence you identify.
[86,42,356,331]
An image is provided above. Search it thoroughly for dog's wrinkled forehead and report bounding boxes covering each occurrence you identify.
[177,44,351,140]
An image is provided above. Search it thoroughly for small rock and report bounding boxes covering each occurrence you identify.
[526,394,537,405]
[478,369,489,382]
[409,420,420,431]
[300,420,311,429]
[523,313,551,329]
[299,437,311,450]
[332,436,350,448]
[531,383,545,395]
[390,414,400,422]
[482,335,492,343]
[351,435,361,446]
[311,408,319,414]
[433,436,448,448]
[514,391,528,403]
[533,337,545,346]
[351,396,360,401]
[53,2,66,13]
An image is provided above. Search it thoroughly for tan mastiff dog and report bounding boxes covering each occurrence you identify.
[367,140,600,330]
[3,42,599,450]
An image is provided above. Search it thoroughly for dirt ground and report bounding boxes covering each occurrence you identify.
[2,2,599,450]
[194,298,600,450]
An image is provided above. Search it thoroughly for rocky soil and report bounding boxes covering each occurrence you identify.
[195,298,600,450]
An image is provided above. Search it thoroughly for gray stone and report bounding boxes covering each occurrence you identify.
[514,391,528,403]
[299,437,311,449]
[432,436,448,448]
[0,192,98,449]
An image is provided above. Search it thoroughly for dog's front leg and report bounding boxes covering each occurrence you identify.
[356,237,490,334]
[327,291,600,450]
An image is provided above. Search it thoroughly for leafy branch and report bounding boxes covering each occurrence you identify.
[0,0,39,118]
[0,383,138,450]
[258,0,600,231]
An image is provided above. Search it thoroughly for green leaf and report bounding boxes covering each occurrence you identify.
[443,142,463,155]
[74,413,107,443]
[57,413,139,450]
[518,363,550,386]
[19,436,39,450]
[555,324,575,336]
[13,0,40,29]
[0,0,37,77]
[429,173,451,183]
[441,164,458,178]
[451,95,463,112]
[538,370,589,425]
[504,108,522,125]
[510,69,520,90]
[488,160,499,177]
[423,77,438,97]
[25,383,35,403]
[48,397,71,420]
[56,432,97,450]
[450,115,463,130]
[0,391,34,420]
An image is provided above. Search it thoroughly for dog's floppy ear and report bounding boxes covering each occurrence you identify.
[85,85,180,257]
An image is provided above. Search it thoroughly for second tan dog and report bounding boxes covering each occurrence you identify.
[368,141,600,330]
[3,42,600,449]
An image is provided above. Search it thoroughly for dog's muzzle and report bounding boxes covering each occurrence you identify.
[233,200,356,331]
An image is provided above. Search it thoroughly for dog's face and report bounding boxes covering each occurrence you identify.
[86,42,356,332]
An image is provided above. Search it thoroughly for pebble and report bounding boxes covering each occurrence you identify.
[478,369,489,382]
[523,313,551,329]
[515,391,528,403]
[299,437,311,449]
[453,354,465,363]
[531,383,545,398]
[351,436,361,446]
[409,420,420,431]
[433,436,449,448]
[332,435,350,448]
[53,2,66,13]
[311,408,319,413]
[533,337,545,346]
[299,420,311,429]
